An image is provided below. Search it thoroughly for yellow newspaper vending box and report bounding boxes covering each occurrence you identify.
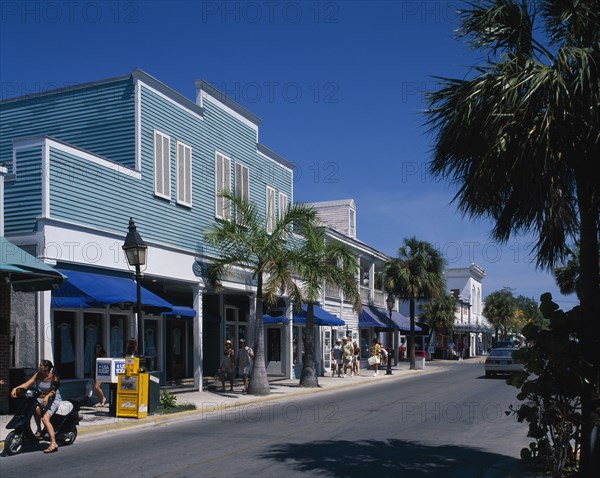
[116,358,149,418]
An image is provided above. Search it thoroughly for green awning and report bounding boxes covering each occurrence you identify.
[0,237,66,292]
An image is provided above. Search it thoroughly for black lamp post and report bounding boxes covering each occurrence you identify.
[386,292,395,375]
[122,218,147,358]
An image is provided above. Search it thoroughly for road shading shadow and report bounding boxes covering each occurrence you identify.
[261,439,519,478]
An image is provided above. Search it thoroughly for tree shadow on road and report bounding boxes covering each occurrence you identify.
[260,439,519,478]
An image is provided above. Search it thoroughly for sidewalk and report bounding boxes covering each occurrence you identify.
[0,361,442,444]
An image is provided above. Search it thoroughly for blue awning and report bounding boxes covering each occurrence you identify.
[263,314,289,324]
[293,304,345,326]
[358,309,386,328]
[52,269,173,310]
[361,305,421,332]
[1,237,66,292]
[165,306,196,317]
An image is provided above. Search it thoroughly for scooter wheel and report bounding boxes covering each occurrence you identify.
[4,431,24,455]
[58,428,77,446]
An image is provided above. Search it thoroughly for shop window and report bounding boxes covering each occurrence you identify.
[109,314,126,358]
[83,313,103,378]
[54,311,76,379]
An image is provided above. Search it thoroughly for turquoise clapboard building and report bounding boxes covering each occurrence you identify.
[0,70,294,389]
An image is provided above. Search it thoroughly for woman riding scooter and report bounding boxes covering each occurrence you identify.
[11,359,62,453]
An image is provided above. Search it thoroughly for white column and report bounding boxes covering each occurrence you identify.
[284,297,293,379]
[248,292,256,349]
[369,263,375,299]
[38,289,53,363]
[192,284,204,390]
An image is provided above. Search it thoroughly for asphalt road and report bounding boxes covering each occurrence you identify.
[0,361,530,478]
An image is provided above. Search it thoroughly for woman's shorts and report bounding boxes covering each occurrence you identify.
[37,397,60,417]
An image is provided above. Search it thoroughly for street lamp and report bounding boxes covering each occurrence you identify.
[386,292,395,375]
[122,218,147,359]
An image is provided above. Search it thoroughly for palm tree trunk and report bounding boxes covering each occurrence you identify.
[409,298,416,370]
[248,274,270,396]
[299,302,319,387]
[574,169,600,475]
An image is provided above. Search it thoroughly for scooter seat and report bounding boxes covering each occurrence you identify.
[56,401,73,415]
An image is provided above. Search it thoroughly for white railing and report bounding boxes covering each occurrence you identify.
[325,284,340,299]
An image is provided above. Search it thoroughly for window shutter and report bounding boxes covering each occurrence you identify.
[176,142,192,207]
[154,131,170,199]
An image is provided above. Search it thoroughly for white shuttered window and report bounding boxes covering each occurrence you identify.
[154,130,171,199]
[235,163,249,224]
[266,186,276,234]
[278,192,288,221]
[215,152,231,220]
[176,141,192,207]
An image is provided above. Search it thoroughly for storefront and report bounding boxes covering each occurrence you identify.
[51,268,194,385]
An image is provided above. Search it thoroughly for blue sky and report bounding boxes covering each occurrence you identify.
[0,0,577,311]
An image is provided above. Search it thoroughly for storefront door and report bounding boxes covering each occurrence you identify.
[266,326,282,374]
[166,319,186,380]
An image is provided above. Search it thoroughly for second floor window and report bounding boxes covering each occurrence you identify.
[278,192,288,238]
[278,192,288,221]
[266,186,276,234]
[154,130,171,199]
[176,141,192,207]
[235,162,249,224]
[215,152,231,220]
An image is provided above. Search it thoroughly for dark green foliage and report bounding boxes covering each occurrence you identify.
[507,294,597,476]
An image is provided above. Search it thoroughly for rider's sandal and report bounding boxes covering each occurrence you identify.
[44,443,58,453]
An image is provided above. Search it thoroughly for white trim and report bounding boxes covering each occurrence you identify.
[18,137,142,180]
[42,142,50,218]
[176,140,193,207]
[0,166,5,235]
[139,80,204,122]
[256,149,294,173]
[201,91,258,138]
[135,78,142,171]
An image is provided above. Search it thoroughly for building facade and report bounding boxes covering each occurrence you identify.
[1,70,294,389]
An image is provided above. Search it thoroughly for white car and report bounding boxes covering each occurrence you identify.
[484,347,524,377]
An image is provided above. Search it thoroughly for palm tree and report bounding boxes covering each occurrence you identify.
[294,224,361,387]
[483,288,517,340]
[553,245,580,296]
[424,2,599,471]
[553,242,600,301]
[385,237,446,370]
[205,192,318,395]
[419,293,457,358]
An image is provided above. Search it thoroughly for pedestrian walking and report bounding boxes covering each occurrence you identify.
[219,340,235,392]
[352,341,360,376]
[458,341,465,360]
[237,339,254,394]
[342,337,354,377]
[93,343,107,407]
[369,338,381,376]
[331,339,343,377]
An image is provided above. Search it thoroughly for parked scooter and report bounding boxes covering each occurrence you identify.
[4,388,82,455]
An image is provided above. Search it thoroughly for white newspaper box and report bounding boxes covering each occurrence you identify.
[96,358,127,383]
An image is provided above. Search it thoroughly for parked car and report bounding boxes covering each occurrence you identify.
[484,348,524,377]
[488,340,516,352]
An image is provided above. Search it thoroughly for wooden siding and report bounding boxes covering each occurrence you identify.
[48,145,145,233]
[309,201,355,237]
[2,75,294,260]
[0,80,135,169]
[3,147,42,234]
